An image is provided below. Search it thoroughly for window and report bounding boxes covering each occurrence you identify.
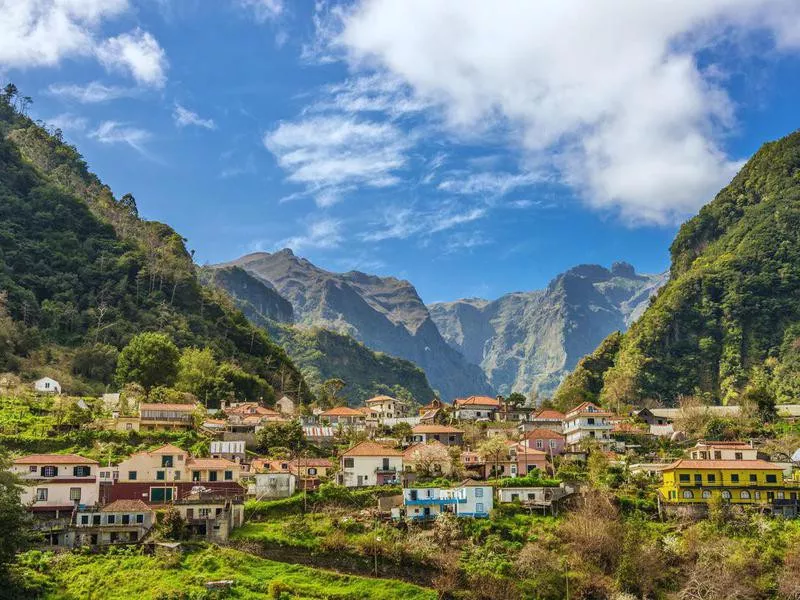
[714,451,722,459]
[107,514,115,524]
[682,490,694,499]
[209,471,218,482]
[156,471,165,481]
[721,490,731,499]
[731,474,739,483]
[750,474,758,483]
[694,474,702,484]
[122,514,130,525]
[92,515,101,525]
[707,474,716,483]
[41,466,58,477]
[199,508,211,518]
[476,502,485,513]
[740,491,751,499]
[308,468,317,476]
[73,466,90,477]
[475,488,484,498]
[766,474,778,483]
[69,487,81,501]
[449,435,456,442]
[192,471,200,481]
[29,466,37,472]
[702,490,712,499]
[777,491,785,499]
[161,456,173,468]
[36,488,48,501]
[679,474,690,483]
[150,487,173,502]
[588,418,595,425]
[136,514,144,524]
[754,491,761,500]
[536,440,543,449]
[734,452,743,460]
[224,470,233,481]
[125,423,133,431]
[128,471,137,481]
[174,471,181,480]
[81,514,89,524]
[344,458,354,468]
[549,440,557,449]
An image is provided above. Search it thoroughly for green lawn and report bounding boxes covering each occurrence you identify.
[18,546,436,600]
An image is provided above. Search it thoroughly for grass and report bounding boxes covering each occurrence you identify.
[17,545,436,600]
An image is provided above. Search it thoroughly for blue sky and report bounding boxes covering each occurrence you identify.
[3,1,800,303]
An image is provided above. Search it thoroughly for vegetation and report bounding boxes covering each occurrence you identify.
[0,86,311,406]
[554,129,800,407]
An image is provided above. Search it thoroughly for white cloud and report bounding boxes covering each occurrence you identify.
[336,0,800,224]
[362,203,486,242]
[238,0,283,22]
[438,171,544,197]
[96,28,168,88]
[47,81,133,103]
[0,0,128,69]
[173,104,216,129]
[264,115,411,206]
[311,73,432,118]
[277,217,343,251]
[45,113,88,133]
[89,120,150,154]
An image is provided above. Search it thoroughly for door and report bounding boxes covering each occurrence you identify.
[423,507,431,518]
[357,475,363,486]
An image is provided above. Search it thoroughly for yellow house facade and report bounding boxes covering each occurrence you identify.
[659,459,799,515]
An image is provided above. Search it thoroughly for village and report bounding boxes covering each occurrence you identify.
[10,377,800,555]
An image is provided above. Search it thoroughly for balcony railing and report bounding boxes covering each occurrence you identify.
[405,497,464,506]
[375,467,397,474]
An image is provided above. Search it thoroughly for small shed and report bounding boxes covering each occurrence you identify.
[34,377,61,394]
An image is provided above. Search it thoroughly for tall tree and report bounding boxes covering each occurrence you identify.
[115,332,180,391]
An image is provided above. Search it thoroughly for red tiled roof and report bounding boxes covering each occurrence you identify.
[366,395,395,404]
[403,440,448,457]
[101,499,152,512]
[454,395,501,407]
[665,459,782,471]
[411,424,463,434]
[565,401,612,418]
[693,440,752,449]
[532,409,565,420]
[139,403,196,411]
[13,453,98,465]
[523,428,564,440]
[288,458,332,468]
[342,441,403,457]
[321,406,364,417]
[149,444,187,455]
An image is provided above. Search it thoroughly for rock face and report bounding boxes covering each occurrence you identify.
[214,250,493,401]
[429,263,666,397]
[201,265,294,324]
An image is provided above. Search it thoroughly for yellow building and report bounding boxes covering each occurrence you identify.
[659,459,799,517]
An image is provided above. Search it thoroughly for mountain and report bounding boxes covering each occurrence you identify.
[429,263,666,397]
[201,265,436,404]
[555,129,800,407]
[0,89,310,404]
[213,250,493,401]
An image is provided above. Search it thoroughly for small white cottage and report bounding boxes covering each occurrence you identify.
[34,377,61,394]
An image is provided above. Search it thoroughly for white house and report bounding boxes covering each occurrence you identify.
[34,377,61,394]
[496,484,574,509]
[401,479,493,520]
[338,441,403,487]
[73,500,156,547]
[11,454,100,515]
[209,440,247,464]
[247,472,296,499]
[688,441,767,461]
[365,395,410,420]
[562,402,613,451]
[453,396,501,421]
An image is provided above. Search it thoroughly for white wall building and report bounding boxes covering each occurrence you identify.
[247,472,296,499]
[11,454,99,514]
[401,480,493,520]
[338,441,403,487]
[453,396,501,421]
[365,395,410,420]
[562,402,613,450]
[34,377,61,394]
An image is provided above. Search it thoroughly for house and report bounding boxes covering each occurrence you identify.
[247,472,296,499]
[520,409,565,433]
[338,441,403,487]
[658,459,800,517]
[74,500,155,547]
[224,402,280,418]
[400,480,494,520]
[403,441,453,482]
[302,425,336,445]
[11,454,100,518]
[497,403,536,422]
[365,395,410,420]
[632,407,671,427]
[505,442,549,477]
[138,403,196,432]
[496,484,574,512]
[34,377,61,394]
[108,444,244,504]
[409,424,464,446]
[461,451,487,480]
[562,402,613,451]
[201,418,227,433]
[419,398,444,416]
[173,490,245,541]
[522,428,566,456]
[688,441,768,461]
[320,406,367,427]
[289,458,332,490]
[105,416,141,433]
[275,395,296,416]
[419,407,446,425]
[453,396,502,421]
[209,440,247,464]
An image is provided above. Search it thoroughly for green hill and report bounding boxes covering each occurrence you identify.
[0,87,311,404]
[555,129,800,407]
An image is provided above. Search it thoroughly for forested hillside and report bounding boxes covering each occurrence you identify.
[0,87,311,404]
[202,265,437,404]
[555,129,800,407]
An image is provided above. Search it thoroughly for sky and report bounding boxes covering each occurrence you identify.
[2,0,800,303]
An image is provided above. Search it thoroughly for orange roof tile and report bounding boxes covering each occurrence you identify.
[454,395,501,407]
[532,409,565,420]
[411,424,463,434]
[13,453,98,465]
[149,444,187,455]
[101,499,152,512]
[403,440,448,457]
[366,395,396,404]
[342,441,403,457]
[321,406,364,417]
[565,402,612,418]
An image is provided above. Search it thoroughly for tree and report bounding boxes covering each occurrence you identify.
[72,343,119,384]
[160,508,187,540]
[409,443,451,478]
[115,332,180,391]
[0,454,33,586]
[506,392,526,408]
[119,193,138,217]
[391,422,413,440]
[318,378,346,408]
[175,347,230,406]
[477,435,509,480]
[256,420,306,454]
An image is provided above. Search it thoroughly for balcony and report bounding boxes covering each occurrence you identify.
[405,497,464,506]
[375,467,397,474]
